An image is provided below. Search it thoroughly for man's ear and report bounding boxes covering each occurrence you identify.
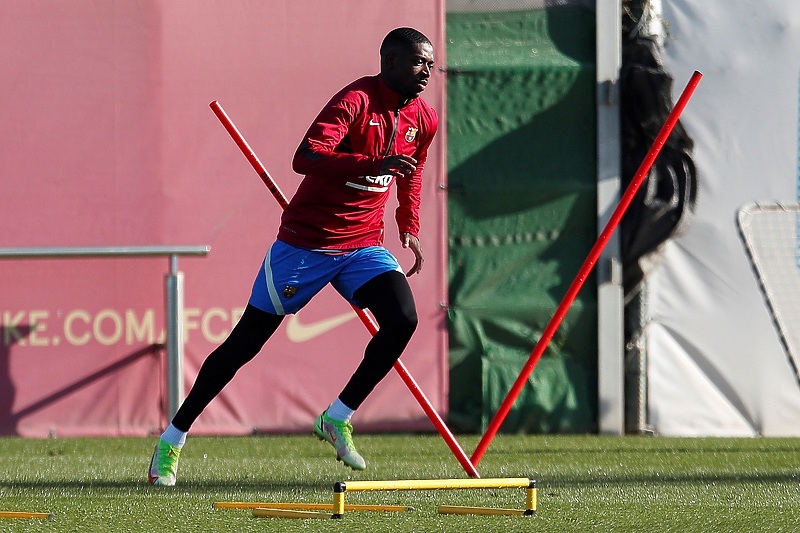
[382,51,397,70]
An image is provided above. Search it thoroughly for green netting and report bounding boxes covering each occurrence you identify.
[446,7,597,433]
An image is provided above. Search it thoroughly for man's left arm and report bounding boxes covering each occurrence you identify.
[396,111,438,277]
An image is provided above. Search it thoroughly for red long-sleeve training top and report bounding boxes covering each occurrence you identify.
[277,74,438,250]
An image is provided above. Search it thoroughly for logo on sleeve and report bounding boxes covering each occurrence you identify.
[404,127,418,142]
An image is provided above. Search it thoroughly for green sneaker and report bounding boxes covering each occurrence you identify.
[148,439,181,486]
[313,411,366,470]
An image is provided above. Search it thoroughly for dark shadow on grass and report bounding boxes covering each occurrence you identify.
[1,479,338,492]
[7,472,797,493]
[542,471,800,488]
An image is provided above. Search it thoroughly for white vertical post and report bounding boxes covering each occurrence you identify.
[165,254,185,420]
[596,0,625,434]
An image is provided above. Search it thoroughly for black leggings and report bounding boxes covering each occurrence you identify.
[340,270,418,409]
[171,270,417,431]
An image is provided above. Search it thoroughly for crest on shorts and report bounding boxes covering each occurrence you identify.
[404,126,418,142]
[283,285,298,299]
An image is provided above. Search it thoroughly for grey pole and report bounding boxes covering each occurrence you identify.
[165,254,185,420]
[596,0,625,434]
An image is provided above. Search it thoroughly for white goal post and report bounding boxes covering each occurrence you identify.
[737,202,800,384]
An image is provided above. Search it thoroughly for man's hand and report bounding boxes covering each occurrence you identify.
[401,232,423,277]
[380,154,417,178]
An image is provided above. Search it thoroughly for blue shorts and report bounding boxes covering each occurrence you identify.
[248,240,404,315]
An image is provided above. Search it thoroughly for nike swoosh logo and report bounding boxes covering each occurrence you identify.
[286,310,357,342]
[369,119,380,126]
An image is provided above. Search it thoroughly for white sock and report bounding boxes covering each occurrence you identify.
[326,398,355,422]
[160,424,187,447]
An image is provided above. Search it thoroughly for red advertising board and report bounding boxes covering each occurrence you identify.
[0,1,447,437]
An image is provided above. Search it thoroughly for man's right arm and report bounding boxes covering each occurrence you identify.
[292,91,382,178]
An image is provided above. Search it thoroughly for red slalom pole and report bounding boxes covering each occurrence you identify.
[471,70,703,466]
[210,101,480,478]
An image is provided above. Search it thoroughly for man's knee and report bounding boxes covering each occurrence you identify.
[384,304,417,343]
[355,270,418,338]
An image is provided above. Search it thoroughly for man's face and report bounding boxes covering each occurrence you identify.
[383,42,435,99]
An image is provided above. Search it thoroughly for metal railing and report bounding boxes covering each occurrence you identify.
[0,245,211,420]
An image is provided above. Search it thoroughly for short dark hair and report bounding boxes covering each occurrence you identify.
[380,27,431,55]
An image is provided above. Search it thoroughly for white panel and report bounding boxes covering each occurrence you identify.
[646,0,800,435]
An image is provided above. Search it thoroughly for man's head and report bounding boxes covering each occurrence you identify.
[380,28,435,100]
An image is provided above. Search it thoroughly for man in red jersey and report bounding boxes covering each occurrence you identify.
[149,27,437,485]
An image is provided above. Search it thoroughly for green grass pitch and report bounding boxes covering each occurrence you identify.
[1,434,799,531]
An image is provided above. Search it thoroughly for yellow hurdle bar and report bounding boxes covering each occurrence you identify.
[331,477,537,518]
[214,501,411,513]
[338,477,530,492]
[252,508,331,520]
[0,511,55,519]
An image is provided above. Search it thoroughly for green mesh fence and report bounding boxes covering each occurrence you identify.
[446,6,598,433]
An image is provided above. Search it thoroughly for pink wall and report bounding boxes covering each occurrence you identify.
[0,1,446,437]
